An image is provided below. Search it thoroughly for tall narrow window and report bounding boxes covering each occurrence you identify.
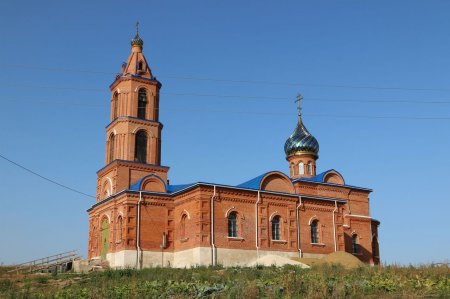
[113,92,119,119]
[117,216,123,242]
[135,130,147,163]
[299,162,305,175]
[138,89,147,119]
[138,61,143,71]
[180,214,187,239]
[352,235,359,254]
[307,162,313,175]
[109,134,115,162]
[311,220,319,243]
[372,236,379,258]
[228,212,238,237]
[272,216,281,240]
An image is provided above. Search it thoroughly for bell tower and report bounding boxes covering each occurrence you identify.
[96,23,169,202]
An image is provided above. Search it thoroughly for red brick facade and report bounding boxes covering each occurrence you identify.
[87,31,380,268]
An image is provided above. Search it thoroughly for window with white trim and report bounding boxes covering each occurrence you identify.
[311,220,319,243]
[272,216,281,240]
[299,162,305,175]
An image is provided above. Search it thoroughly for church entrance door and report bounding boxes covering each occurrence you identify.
[101,218,109,260]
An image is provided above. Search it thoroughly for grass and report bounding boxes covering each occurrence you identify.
[0,264,448,298]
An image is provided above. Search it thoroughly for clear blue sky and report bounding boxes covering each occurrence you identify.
[0,0,449,265]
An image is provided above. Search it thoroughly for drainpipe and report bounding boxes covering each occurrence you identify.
[136,191,143,269]
[332,200,338,252]
[296,196,303,258]
[255,190,261,258]
[210,185,217,266]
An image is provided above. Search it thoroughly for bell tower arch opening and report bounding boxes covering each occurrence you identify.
[135,130,148,163]
[137,88,147,119]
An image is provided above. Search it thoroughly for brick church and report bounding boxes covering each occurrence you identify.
[87,28,380,268]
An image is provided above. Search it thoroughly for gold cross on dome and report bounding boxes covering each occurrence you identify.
[295,93,303,120]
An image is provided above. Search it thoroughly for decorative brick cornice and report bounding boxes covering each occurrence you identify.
[106,117,163,131]
[97,160,169,176]
[174,195,199,206]
[216,189,256,199]
[302,199,335,207]
[261,194,297,203]
[218,196,255,204]
[109,76,160,90]
[266,201,288,208]
[304,206,334,213]
[142,201,166,207]
[350,217,371,223]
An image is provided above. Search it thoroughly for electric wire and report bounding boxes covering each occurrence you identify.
[1,63,450,92]
[1,85,450,104]
[0,97,449,120]
[0,153,95,199]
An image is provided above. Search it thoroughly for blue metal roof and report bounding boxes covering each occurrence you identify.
[236,172,271,190]
[297,169,372,192]
[124,169,369,200]
[300,170,332,183]
[129,174,167,192]
[129,180,141,191]
[130,177,195,194]
[167,183,196,193]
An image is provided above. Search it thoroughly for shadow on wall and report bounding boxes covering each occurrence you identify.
[344,233,378,264]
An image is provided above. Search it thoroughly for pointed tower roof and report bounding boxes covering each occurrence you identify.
[284,94,319,158]
[120,22,153,80]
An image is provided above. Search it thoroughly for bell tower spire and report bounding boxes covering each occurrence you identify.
[95,24,168,202]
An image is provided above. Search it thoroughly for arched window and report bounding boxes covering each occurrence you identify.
[272,216,281,240]
[137,88,147,119]
[138,61,143,71]
[102,181,110,199]
[299,162,305,175]
[113,92,119,119]
[228,212,238,237]
[100,217,109,260]
[117,216,123,242]
[180,214,187,239]
[311,220,319,243]
[307,162,313,175]
[109,134,115,163]
[352,234,359,254]
[135,130,147,163]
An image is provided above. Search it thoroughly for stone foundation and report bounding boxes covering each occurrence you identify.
[104,247,325,268]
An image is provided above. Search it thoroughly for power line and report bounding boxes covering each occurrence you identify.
[0,153,95,199]
[161,108,450,120]
[1,63,450,92]
[1,85,450,105]
[0,97,449,120]
[162,92,450,104]
[161,75,450,92]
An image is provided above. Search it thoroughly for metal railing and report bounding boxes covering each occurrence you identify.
[8,250,81,274]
